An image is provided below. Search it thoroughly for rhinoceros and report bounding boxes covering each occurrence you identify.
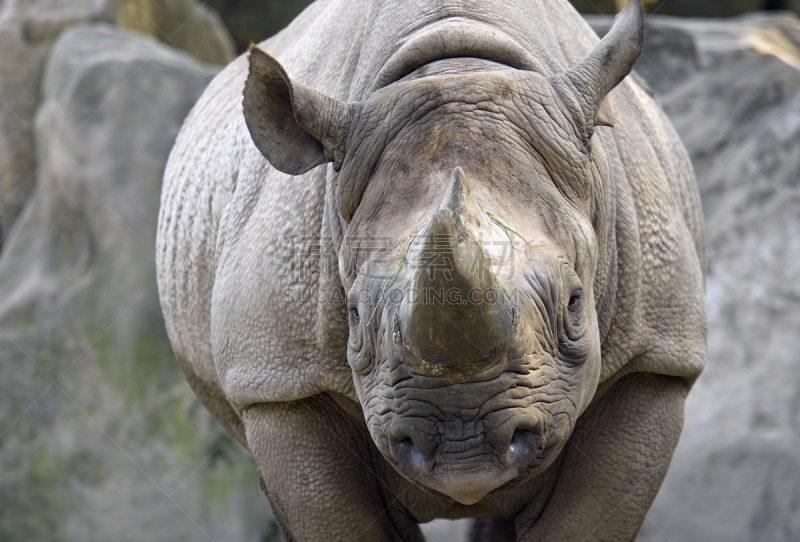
[156,0,706,539]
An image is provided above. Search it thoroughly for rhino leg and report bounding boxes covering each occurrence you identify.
[515,372,688,542]
[242,394,424,542]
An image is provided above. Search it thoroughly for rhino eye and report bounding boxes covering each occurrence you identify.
[567,291,583,312]
[349,307,361,326]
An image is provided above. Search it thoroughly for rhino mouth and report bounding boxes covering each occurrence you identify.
[368,349,558,505]
[388,418,542,505]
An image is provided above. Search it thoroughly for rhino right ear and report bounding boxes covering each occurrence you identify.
[243,46,353,175]
[551,0,644,145]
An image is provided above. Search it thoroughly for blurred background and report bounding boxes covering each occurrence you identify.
[0,1,798,541]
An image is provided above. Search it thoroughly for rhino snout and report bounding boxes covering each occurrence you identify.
[388,415,541,505]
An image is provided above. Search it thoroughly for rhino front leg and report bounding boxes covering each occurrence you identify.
[515,372,689,542]
[242,394,423,542]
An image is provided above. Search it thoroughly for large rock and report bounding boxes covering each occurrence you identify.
[202,0,315,53]
[0,0,234,244]
[591,12,800,541]
[0,25,274,541]
[114,0,236,64]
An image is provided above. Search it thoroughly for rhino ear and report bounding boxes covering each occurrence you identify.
[243,46,353,175]
[551,0,643,142]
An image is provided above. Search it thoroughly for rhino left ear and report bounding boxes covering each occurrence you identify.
[243,46,353,175]
[551,0,643,142]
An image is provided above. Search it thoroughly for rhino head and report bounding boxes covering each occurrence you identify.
[243,1,644,505]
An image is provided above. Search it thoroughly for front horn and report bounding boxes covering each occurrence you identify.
[399,168,514,378]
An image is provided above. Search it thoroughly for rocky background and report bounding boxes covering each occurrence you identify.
[0,1,798,541]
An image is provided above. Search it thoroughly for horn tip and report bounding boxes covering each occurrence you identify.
[442,166,471,211]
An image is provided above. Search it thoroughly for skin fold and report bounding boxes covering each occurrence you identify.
[156,1,706,540]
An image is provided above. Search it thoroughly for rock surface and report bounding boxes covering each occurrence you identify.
[588,13,800,542]
[114,0,236,64]
[202,0,315,53]
[0,25,274,542]
[0,0,234,243]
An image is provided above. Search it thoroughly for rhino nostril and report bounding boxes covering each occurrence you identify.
[392,436,425,473]
[509,429,532,449]
[507,429,539,467]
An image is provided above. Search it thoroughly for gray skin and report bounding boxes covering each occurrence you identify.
[156,0,706,540]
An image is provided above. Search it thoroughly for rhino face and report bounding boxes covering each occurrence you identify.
[243,1,644,505]
[338,74,603,505]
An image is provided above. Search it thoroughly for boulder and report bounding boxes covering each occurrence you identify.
[114,0,235,64]
[201,0,315,54]
[0,25,274,541]
[591,12,800,541]
[0,0,234,244]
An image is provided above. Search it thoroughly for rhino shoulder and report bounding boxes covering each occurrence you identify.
[598,77,706,389]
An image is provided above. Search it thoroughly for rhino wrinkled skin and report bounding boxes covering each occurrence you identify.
[156,0,706,540]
